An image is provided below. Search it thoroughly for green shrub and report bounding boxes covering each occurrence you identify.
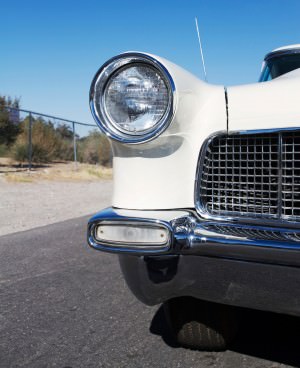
[12,118,62,163]
[78,130,112,167]
[0,144,9,157]
[55,139,74,161]
[12,143,28,162]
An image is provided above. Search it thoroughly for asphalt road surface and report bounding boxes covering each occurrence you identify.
[1,216,300,368]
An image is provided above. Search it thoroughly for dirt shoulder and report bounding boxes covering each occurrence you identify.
[0,162,113,236]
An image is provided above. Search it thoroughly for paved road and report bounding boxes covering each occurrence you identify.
[1,217,300,368]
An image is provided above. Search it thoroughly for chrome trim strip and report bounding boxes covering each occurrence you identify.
[278,133,283,217]
[229,126,300,136]
[195,128,300,229]
[89,52,176,144]
[264,47,300,62]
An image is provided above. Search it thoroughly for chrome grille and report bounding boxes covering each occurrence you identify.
[197,131,300,223]
[282,132,300,219]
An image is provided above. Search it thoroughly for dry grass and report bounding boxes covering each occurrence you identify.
[0,157,15,167]
[1,160,112,183]
[5,175,34,183]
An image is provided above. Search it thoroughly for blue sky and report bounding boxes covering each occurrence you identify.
[1,0,300,125]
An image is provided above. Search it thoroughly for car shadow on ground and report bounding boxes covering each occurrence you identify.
[150,305,180,348]
[150,305,300,367]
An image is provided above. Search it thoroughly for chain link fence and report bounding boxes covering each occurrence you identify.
[2,106,112,170]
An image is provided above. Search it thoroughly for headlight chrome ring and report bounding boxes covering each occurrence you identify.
[89,53,176,144]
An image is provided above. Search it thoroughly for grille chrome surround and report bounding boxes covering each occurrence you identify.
[196,130,300,225]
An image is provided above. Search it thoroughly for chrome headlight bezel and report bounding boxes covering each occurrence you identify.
[89,53,176,144]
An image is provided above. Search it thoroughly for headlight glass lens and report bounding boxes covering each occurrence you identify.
[103,65,169,135]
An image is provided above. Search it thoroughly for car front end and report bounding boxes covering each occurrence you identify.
[87,46,300,350]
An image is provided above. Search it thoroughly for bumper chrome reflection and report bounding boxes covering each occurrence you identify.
[88,207,300,265]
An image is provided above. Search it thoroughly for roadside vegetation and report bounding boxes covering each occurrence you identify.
[0,95,112,167]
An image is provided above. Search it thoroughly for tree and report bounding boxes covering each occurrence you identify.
[56,123,74,140]
[0,96,20,146]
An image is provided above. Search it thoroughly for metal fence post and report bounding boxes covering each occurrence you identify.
[72,122,77,168]
[28,112,33,171]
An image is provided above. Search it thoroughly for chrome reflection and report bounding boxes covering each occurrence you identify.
[88,208,300,266]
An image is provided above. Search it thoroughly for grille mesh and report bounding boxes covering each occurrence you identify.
[282,132,300,219]
[198,131,300,222]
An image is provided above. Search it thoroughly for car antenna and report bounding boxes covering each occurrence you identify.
[195,17,207,82]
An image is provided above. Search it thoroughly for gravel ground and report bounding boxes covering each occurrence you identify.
[0,179,113,236]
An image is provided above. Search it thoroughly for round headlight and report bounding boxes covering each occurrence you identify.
[90,53,175,144]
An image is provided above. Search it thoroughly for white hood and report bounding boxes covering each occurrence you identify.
[227,72,300,131]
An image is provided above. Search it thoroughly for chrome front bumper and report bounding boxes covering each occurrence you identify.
[88,207,300,267]
[88,207,300,315]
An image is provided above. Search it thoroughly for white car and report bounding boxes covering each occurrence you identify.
[87,44,300,350]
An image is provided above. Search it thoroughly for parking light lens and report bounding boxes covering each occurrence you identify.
[95,223,170,246]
